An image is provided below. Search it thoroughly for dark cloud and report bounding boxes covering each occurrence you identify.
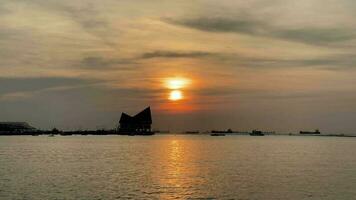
[165,17,356,46]
[272,54,356,69]
[293,54,356,69]
[15,0,116,48]
[103,86,165,100]
[276,28,355,45]
[140,51,215,59]
[253,91,328,100]
[80,56,134,70]
[0,77,97,96]
[139,49,356,69]
[193,87,260,97]
[208,52,356,69]
[0,28,28,41]
[0,4,11,15]
[165,17,266,34]
[50,2,108,30]
[18,0,106,28]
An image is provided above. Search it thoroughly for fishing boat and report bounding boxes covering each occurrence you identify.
[250,130,264,136]
[300,129,320,134]
[185,131,199,134]
[210,133,226,136]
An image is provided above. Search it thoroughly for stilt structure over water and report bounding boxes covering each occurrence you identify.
[118,107,154,135]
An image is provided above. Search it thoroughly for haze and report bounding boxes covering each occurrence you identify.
[1,0,356,133]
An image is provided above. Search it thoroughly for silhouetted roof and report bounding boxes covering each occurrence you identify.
[119,107,152,124]
[133,107,152,124]
[119,113,133,123]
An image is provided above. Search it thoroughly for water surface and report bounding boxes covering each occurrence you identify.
[0,135,355,199]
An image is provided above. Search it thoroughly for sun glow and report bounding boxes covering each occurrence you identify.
[169,90,183,101]
[164,77,191,103]
[166,78,190,89]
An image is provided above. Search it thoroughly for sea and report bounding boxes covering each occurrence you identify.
[0,135,355,200]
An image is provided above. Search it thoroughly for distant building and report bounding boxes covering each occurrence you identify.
[0,122,36,134]
[118,107,153,134]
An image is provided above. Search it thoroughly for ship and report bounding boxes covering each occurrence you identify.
[185,131,200,134]
[250,130,264,136]
[211,129,233,134]
[210,133,226,136]
[300,129,321,134]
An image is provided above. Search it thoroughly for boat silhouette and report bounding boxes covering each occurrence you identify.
[250,130,264,136]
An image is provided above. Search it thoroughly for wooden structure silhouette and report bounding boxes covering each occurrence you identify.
[118,107,153,135]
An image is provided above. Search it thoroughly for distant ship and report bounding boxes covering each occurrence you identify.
[211,129,233,134]
[185,131,199,134]
[250,130,264,136]
[300,129,321,134]
[154,130,170,134]
[210,133,226,136]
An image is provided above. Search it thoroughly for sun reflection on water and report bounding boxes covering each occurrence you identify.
[167,140,183,187]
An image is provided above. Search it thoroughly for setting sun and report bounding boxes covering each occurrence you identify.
[164,77,191,102]
[169,90,183,101]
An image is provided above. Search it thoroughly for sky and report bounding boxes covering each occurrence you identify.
[1,0,356,133]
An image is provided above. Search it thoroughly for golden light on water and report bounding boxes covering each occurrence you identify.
[169,90,183,101]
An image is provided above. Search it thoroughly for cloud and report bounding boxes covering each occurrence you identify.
[140,50,215,59]
[231,53,356,69]
[0,77,99,100]
[16,0,106,29]
[276,28,355,45]
[0,4,11,16]
[13,0,116,48]
[139,49,356,70]
[0,28,28,41]
[165,17,266,34]
[165,17,356,46]
[79,56,135,70]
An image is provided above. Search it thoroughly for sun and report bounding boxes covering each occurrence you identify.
[169,90,183,101]
[164,77,191,102]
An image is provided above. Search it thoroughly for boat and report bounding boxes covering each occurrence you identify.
[211,129,233,134]
[185,131,199,134]
[153,130,170,134]
[250,130,264,136]
[210,133,226,136]
[300,129,321,134]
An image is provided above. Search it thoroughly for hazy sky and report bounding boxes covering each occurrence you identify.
[1,0,356,133]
